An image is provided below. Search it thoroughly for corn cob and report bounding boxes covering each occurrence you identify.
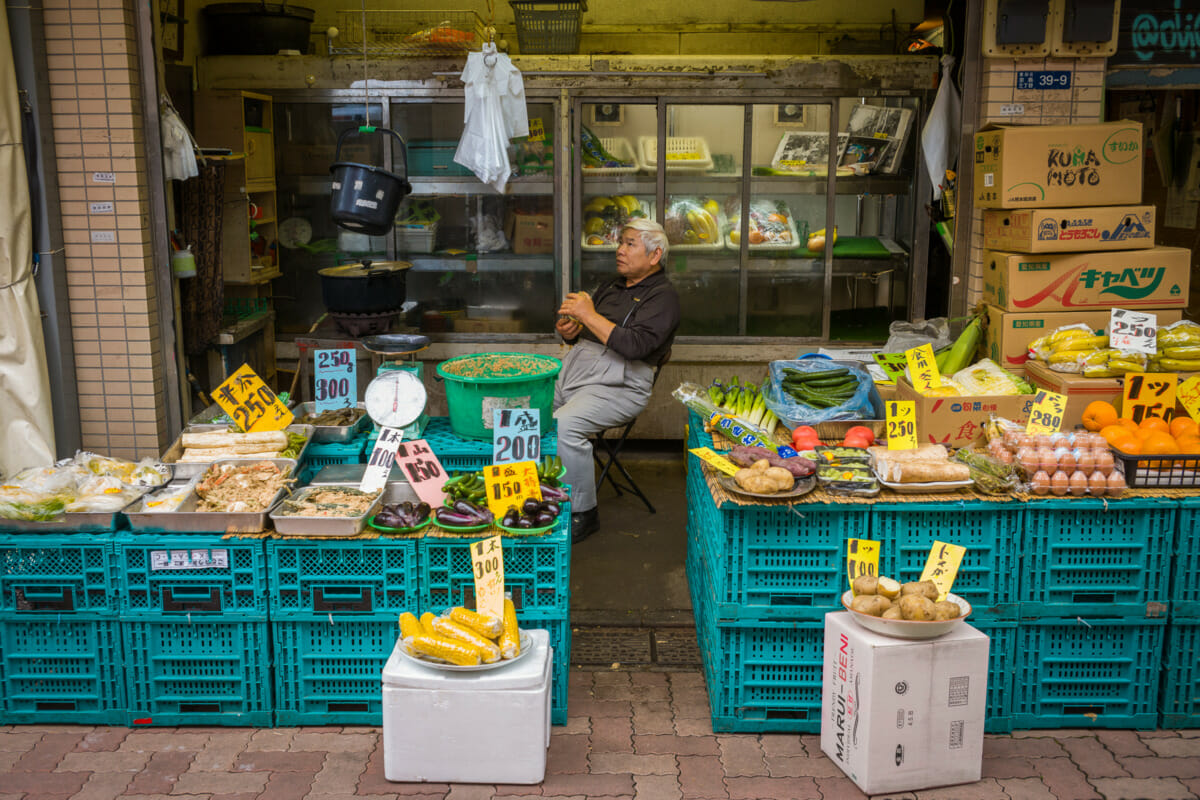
[399,612,423,641]
[499,597,521,660]
[431,616,501,663]
[419,611,438,637]
[410,633,482,666]
[449,606,504,639]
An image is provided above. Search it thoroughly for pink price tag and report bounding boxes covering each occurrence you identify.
[393,439,448,508]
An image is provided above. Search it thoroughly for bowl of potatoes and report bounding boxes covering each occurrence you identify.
[840,575,971,640]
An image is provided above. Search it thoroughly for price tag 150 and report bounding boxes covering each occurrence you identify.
[483,461,542,519]
[470,535,505,622]
[212,363,294,433]
[1123,373,1177,425]
[846,539,881,595]
[394,439,448,508]
[493,408,541,466]
[886,400,917,450]
[1110,308,1158,355]
[688,447,740,476]
[360,427,404,493]
[905,343,942,393]
[314,348,356,412]
[1025,390,1067,435]
[920,540,967,601]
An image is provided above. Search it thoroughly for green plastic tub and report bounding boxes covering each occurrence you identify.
[437,352,562,441]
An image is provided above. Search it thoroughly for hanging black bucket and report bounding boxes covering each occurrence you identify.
[330,126,412,236]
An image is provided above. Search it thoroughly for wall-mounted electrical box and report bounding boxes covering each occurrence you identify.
[1050,0,1120,56]
[983,0,1052,57]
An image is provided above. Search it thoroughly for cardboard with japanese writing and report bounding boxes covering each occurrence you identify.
[212,363,294,432]
[493,409,542,466]
[392,439,449,507]
[470,535,505,622]
[1123,373,1177,425]
[846,539,881,595]
[919,541,967,601]
[904,344,942,394]
[895,377,1037,448]
[885,400,917,450]
[1025,390,1067,435]
[314,348,357,412]
[483,461,542,518]
[688,447,740,476]
[360,427,405,493]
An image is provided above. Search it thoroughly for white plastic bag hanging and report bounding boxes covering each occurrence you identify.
[454,43,529,192]
[921,55,961,202]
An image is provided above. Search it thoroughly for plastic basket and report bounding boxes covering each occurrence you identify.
[0,614,126,724]
[115,534,269,617]
[396,222,438,254]
[1173,499,1200,618]
[580,137,638,175]
[1010,617,1164,729]
[638,136,714,173]
[436,353,562,442]
[266,536,418,618]
[1019,498,1174,618]
[299,437,368,484]
[509,0,585,54]
[0,534,118,615]
[1160,619,1200,728]
[519,611,570,725]
[123,617,271,726]
[975,620,1017,733]
[407,140,473,176]
[1111,449,1200,489]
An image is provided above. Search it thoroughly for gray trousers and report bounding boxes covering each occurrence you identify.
[553,340,653,513]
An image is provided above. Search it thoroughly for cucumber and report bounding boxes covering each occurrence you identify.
[804,376,859,389]
[782,367,850,382]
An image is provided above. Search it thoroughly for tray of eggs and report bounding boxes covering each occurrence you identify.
[987,429,1126,498]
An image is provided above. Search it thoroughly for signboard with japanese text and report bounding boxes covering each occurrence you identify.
[905,344,942,393]
[470,535,505,621]
[212,363,294,432]
[1179,376,1200,424]
[360,427,404,493]
[314,348,357,412]
[1026,390,1067,435]
[493,409,541,465]
[483,461,542,518]
[1123,373,1177,424]
[920,541,966,601]
[846,539,881,594]
[393,439,449,508]
[886,401,917,450]
[1109,308,1158,355]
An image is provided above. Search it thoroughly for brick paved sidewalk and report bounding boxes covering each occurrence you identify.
[2,669,1199,800]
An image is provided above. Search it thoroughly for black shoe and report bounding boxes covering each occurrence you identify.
[571,508,599,544]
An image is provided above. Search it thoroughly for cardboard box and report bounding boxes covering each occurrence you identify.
[983,205,1156,253]
[982,246,1190,313]
[974,121,1143,209]
[895,378,1036,447]
[1024,360,1196,425]
[983,304,1184,371]
[821,613,989,796]
[506,212,554,255]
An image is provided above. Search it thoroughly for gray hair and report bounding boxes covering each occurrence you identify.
[621,217,669,264]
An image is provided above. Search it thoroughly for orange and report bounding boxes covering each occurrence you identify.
[1139,416,1170,434]
[1141,431,1181,456]
[1116,417,1139,432]
[1176,434,1200,453]
[1082,401,1119,432]
[1114,438,1142,454]
[1100,425,1137,448]
[1171,417,1199,439]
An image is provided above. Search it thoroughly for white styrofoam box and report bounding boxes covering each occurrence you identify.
[820,613,989,796]
[382,628,551,785]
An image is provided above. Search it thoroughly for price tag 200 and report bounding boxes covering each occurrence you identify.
[1025,390,1067,435]
[846,539,881,595]
[1110,308,1158,355]
[212,363,294,433]
[919,540,967,601]
[886,400,917,450]
[360,427,404,493]
[493,409,541,466]
[688,447,740,476]
[905,343,942,393]
[470,535,505,622]
[1123,373,1177,425]
[394,439,448,508]
[483,461,542,519]
[314,348,356,412]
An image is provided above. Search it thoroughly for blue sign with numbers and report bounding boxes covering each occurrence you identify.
[314,348,357,412]
[1016,70,1072,90]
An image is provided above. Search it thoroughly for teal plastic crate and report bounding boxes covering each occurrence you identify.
[272,615,397,725]
[373,416,558,473]
[408,140,474,177]
[266,536,418,618]
[116,534,268,617]
[1173,499,1200,618]
[1160,618,1200,728]
[420,525,570,615]
[1010,617,1164,729]
[1019,498,1174,619]
[0,534,118,615]
[0,614,126,724]
[299,437,367,483]
[974,619,1016,734]
[123,617,271,726]
[519,611,569,725]
[873,501,1021,621]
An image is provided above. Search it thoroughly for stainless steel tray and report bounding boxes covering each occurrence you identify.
[0,502,138,533]
[124,461,296,534]
[269,483,383,537]
[293,402,371,443]
[307,464,420,505]
[161,424,313,480]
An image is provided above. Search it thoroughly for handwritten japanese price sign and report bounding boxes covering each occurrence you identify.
[470,535,505,621]
[872,352,908,382]
[483,461,542,518]
[905,343,942,393]
[688,447,740,476]
[314,348,356,412]
[886,400,917,450]
[493,409,541,465]
[394,439,448,507]
[212,363,294,432]
[360,427,404,493]
[1025,390,1067,435]
[1179,376,1200,424]
[527,117,545,142]
[846,539,881,594]
[1109,308,1158,355]
[1123,373,1177,425]
[919,540,967,601]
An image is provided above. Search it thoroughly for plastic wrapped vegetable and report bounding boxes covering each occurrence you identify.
[951,359,1025,396]
[582,195,647,247]
[725,198,798,247]
[663,197,721,247]
[762,360,877,425]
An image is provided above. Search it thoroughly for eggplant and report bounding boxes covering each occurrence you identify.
[539,500,560,517]
[522,497,541,515]
[516,517,533,529]
[435,508,480,527]
[539,483,569,502]
[534,511,556,527]
[414,502,431,521]
[502,508,520,528]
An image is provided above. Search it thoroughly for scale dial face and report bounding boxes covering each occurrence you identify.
[278,217,313,249]
[364,370,427,429]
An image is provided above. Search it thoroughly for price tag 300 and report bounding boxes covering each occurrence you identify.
[886,400,917,450]
[1124,373,1177,425]
[483,461,542,519]
[314,348,356,412]
[212,363,294,433]
[470,535,505,622]
[1025,390,1067,435]
[846,539,881,595]
[1110,308,1158,355]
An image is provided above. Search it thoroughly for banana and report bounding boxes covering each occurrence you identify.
[1164,346,1200,360]
[1083,366,1119,378]
[1158,358,1200,372]
[1079,349,1119,367]
[1051,335,1109,353]
[1047,351,1085,365]
[1108,359,1147,374]
[699,209,718,241]
[1048,328,1094,346]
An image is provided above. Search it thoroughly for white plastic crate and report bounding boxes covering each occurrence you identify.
[581,137,639,175]
[395,222,437,254]
[638,136,714,173]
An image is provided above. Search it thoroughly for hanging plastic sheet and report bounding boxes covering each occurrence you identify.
[921,55,961,202]
[160,96,199,181]
[454,42,529,192]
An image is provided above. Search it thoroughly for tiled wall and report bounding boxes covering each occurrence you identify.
[43,0,169,460]
[966,56,1106,309]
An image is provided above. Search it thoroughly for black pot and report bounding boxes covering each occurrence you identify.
[318,261,411,314]
[203,1,315,56]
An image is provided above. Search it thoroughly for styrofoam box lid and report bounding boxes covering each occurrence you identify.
[382,628,550,690]
[825,611,990,648]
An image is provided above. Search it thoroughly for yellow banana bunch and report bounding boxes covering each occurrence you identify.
[1163,346,1200,360]
[1079,348,1123,367]
[1052,335,1109,353]
[1158,323,1200,348]
[1159,358,1200,372]
[686,209,719,242]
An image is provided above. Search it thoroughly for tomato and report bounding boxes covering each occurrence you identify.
[845,425,876,441]
[792,434,819,450]
[843,434,873,449]
[793,426,818,438]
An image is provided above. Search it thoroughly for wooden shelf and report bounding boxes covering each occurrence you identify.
[217,309,274,346]
[226,266,281,285]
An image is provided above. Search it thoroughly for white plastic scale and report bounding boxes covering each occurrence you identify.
[361,334,431,440]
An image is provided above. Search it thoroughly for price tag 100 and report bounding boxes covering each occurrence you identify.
[688,447,740,476]
[1110,308,1158,355]
[1123,373,1177,425]
[905,343,942,393]
[360,427,404,493]
[314,348,356,412]
[919,540,967,601]
[846,539,881,595]
[393,439,448,508]
[886,400,917,450]
[493,409,541,466]
[1025,390,1067,435]
[212,363,294,432]
[470,535,505,622]
[483,461,542,519]
[1179,376,1200,424]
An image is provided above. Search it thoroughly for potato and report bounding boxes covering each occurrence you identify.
[851,594,892,617]
[898,594,936,621]
[882,605,903,620]
[901,580,939,601]
[876,576,902,599]
[852,575,878,596]
[933,600,961,621]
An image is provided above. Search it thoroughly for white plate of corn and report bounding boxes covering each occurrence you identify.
[397,606,532,672]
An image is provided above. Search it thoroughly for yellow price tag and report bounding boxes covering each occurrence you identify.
[919,541,967,601]
[1123,373,1177,425]
[211,363,294,432]
[846,539,881,595]
[527,117,545,142]
[885,400,917,450]
[1179,376,1200,424]
[482,461,542,519]
[905,344,942,393]
[469,535,505,622]
[1025,390,1067,435]
[689,447,740,476]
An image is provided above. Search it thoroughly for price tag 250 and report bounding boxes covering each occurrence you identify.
[212,363,294,433]
[846,539,881,594]
[470,535,505,622]
[314,348,356,412]
[886,401,917,450]
[1110,308,1158,355]
[1026,390,1067,435]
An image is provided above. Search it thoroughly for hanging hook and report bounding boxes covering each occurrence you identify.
[482,40,498,67]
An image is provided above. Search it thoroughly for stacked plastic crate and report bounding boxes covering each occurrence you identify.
[298,434,370,484]
[266,534,419,725]
[1162,498,1200,728]
[1013,498,1173,729]
[0,534,126,724]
